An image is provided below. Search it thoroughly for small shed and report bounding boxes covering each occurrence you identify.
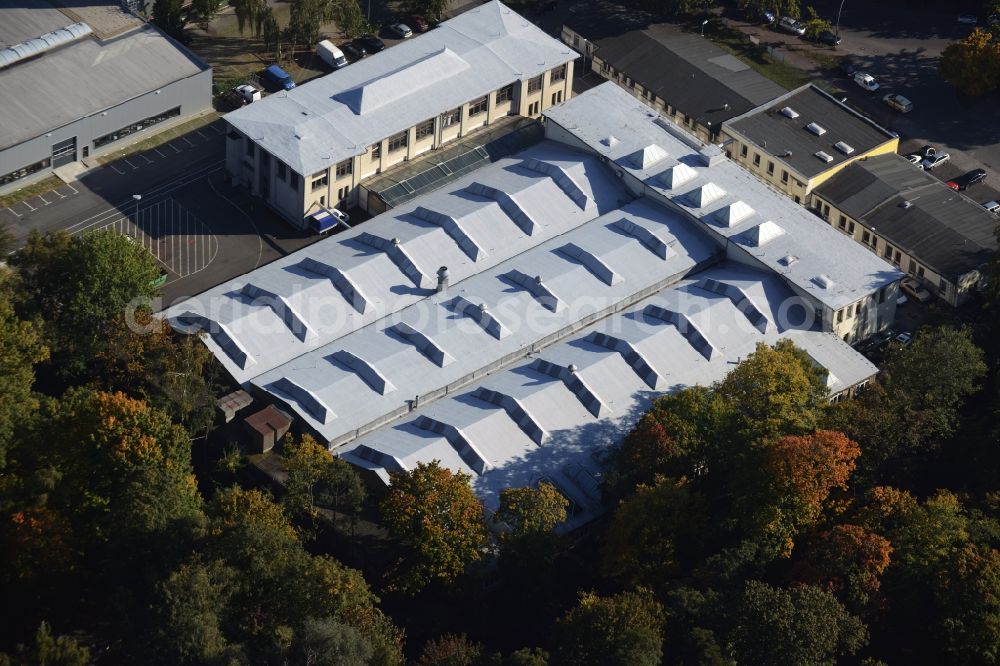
[217,389,253,423]
[243,405,293,454]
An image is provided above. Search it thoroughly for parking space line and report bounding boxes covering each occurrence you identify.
[210,124,225,135]
[195,130,209,141]
[168,142,182,153]
[110,162,126,174]
[22,199,37,212]
[153,147,167,158]
[37,194,51,205]
[4,207,21,218]
[140,153,154,164]
[182,136,196,147]
[52,189,66,199]
[65,182,78,195]
[123,157,139,170]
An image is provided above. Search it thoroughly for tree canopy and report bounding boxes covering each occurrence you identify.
[940,28,1000,97]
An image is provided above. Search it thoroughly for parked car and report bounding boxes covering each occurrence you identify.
[818,30,841,45]
[316,39,348,69]
[922,152,951,170]
[946,168,987,190]
[386,23,413,38]
[357,34,386,53]
[342,41,367,61]
[911,144,937,159]
[840,57,859,76]
[778,16,806,35]
[262,64,295,91]
[882,93,913,112]
[905,154,924,167]
[407,14,431,32]
[900,277,932,303]
[854,71,880,92]
[983,200,1000,215]
[235,84,261,104]
[957,13,978,24]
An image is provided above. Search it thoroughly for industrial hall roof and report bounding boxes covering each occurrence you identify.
[223,0,576,177]
[169,83,883,523]
[0,2,207,150]
[813,153,999,279]
[723,84,898,180]
[543,83,902,312]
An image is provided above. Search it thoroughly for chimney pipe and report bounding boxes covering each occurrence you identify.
[436,266,450,293]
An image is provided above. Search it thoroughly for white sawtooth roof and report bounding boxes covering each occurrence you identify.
[543,82,903,311]
[339,262,878,525]
[224,0,575,176]
[165,142,622,384]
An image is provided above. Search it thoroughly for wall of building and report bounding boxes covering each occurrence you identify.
[811,193,975,306]
[233,62,574,225]
[0,67,212,192]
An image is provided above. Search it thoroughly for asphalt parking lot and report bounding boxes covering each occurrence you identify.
[2,118,322,305]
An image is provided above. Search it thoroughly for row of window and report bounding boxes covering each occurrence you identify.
[93,106,181,149]
[0,156,51,187]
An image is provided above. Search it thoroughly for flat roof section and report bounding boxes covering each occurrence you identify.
[224,0,576,177]
[0,21,207,150]
[723,84,898,179]
[543,83,902,310]
[0,1,72,46]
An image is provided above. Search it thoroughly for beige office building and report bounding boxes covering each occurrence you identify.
[225,1,574,227]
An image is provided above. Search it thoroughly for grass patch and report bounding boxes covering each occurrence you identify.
[96,113,221,165]
[0,176,64,209]
[705,26,810,90]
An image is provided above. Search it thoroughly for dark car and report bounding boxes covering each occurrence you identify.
[839,57,858,76]
[342,41,367,61]
[946,168,987,191]
[357,34,385,53]
[818,30,841,45]
[407,14,430,32]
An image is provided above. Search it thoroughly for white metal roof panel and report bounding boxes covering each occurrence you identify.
[224,0,576,176]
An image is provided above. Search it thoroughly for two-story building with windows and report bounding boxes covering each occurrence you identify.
[225,0,575,227]
[812,153,998,306]
[720,84,899,204]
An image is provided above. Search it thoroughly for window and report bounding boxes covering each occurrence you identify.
[442,107,462,127]
[93,106,181,149]
[838,215,847,230]
[335,158,352,178]
[822,204,830,220]
[848,221,855,234]
[862,230,870,244]
[740,145,748,158]
[496,83,514,103]
[884,244,893,259]
[940,279,949,294]
[468,96,488,117]
[893,250,901,264]
[781,170,788,184]
[528,101,540,115]
[0,156,51,187]
[550,63,567,82]
[753,153,761,167]
[415,119,434,141]
[311,172,328,192]
[371,143,381,159]
[551,90,563,105]
[527,75,543,93]
[794,195,801,204]
[337,185,349,201]
[388,131,408,153]
[767,161,774,175]
[277,161,286,181]
[837,309,844,323]
[600,61,611,75]
[917,266,925,278]
[290,174,298,192]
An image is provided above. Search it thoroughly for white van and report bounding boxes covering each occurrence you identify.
[317,40,348,70]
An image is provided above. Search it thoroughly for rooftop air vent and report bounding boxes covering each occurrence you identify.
[779,254,799,266]
[812,274,836,290]
[900,200,913,208]
[601,135,619,147]
[806,122,827,136]
[814,150,834,163]
[834,141,855,155]
[780,106,800,119]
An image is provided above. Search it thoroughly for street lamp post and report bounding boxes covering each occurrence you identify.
[133,194,141,224]
[836,0,846,38]
[701,19,710,37]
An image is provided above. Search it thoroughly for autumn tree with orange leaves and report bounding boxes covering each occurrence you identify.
[794,524,892,615]
[941,28,1000,97]
[380,461,489,595]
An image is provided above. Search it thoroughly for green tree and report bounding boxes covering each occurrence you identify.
[232,0,269,35]
[403,0,447,21]
[0,223,13,255]
[933,543,1000,664]
[380,461,489,595]
[190,0,225,29]
[741,0,801,20]
[296,617,374,666]
[0,288,48,469]
[10,230,161,379]
[153,0,187,40]
[551,588,665,666]
[0,622,90,666]
[158,558,237,664]
[729,581,868,665]
[601,476,707,592]
[287,0,333,53]
[335,0,368,39]
[417,634,487,666]
[494,482,568,539]
[802,6,833,40]
[793,524,893,615]
[940,28,1000,97]
[282,433,365,531]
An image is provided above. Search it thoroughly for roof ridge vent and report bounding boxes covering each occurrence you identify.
[806,122,827,135]
[812,274,836,290]
[814,150,834,163]
[684,181,727,208]
[834,141,855,155]
[781,106,800,118]
[740,220,785,247]
[659,162,699,189]
[626,143,669,169]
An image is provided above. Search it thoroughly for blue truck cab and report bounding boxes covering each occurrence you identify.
[263,64,295,91]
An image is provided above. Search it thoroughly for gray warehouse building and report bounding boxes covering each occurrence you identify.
[0,1,212,191]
